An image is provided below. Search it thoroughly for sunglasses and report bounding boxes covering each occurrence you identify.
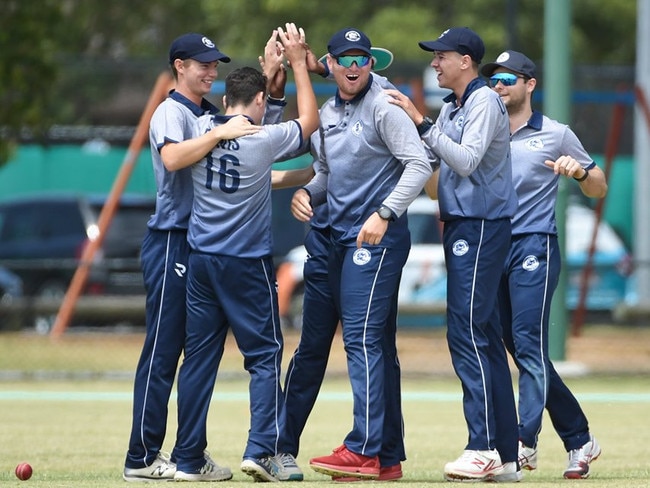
[488,72,525,87]
[335,55,371,68]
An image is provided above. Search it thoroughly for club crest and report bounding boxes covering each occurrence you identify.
[522,255,539,271]
[353,248,372,265]
[452,239,469,256]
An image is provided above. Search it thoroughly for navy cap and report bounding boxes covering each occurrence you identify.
[169,33,231,64]
[481,50,536,78]
[327,28,373,57]
[419,27,485,63]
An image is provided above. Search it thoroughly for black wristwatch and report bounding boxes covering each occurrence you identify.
[416,116,434,135]
[377,205,394,221]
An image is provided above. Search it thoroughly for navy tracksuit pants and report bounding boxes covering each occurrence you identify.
[283,227,406,466]
[125,229,189,469]
[499,233,591,452]
[443,218,519,463]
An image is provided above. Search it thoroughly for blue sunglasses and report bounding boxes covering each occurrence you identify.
[336,55,371,68]
[488,72,525,87]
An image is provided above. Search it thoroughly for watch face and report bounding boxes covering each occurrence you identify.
[378,207,392,220]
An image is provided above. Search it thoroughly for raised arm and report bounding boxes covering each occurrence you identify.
[277,23,319,138]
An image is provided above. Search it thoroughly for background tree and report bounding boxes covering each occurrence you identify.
[0,0,637,167]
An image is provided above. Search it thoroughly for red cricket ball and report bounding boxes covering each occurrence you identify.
[15,462,33,481]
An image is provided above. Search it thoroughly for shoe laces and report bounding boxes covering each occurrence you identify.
[157,451,172,462]
[276,453,298,468]
[458,450,488,462]
[332,445,347,454]
[567,448,584,469]
[258,456,275,472]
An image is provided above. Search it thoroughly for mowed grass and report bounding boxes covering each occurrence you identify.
[1,375,649,487]
[1,326,649,486]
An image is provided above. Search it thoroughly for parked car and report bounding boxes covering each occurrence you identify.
[0,193,155,330]
[276,197,631,328]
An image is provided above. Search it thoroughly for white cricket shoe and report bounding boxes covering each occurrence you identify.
[518,441,538,470]
[563,435,601,479]
[444,449,522,482]
[174,452,232,482]
[123,451,176,482]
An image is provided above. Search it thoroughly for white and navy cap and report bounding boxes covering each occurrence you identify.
[481,50,537,78]
[169,33,231,64]
[324,27,394,71]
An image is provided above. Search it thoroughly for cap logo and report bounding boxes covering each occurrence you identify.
[202,36,215,49]
[344,30,362,42]
[439,29,451,40]
[496,52,510,63]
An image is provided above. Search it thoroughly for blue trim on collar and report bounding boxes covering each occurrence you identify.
[334,75,373,107]
[528,110,544,130]
[211,114,255,125]
[442,77,487,108]
[169,90,219,116]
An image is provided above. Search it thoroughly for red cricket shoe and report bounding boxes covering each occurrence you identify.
[333,463,403,482]
[309,445,380,479]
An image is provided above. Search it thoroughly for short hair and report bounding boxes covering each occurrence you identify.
[224,67,267,107]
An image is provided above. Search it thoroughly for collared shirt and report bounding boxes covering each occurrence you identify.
[147,90,219,230]
[147,90,285,231]
[422,77,518,221]
[188,114,304,257]
[304,73,432,248]
[510,110,595,235]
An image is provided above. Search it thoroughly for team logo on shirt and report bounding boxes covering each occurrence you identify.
[455,115,464,132]
[352,120,363,136]
[525,138,544,151]
[353,248,372,265]
[452,239,469,256]
[522,255,539,271]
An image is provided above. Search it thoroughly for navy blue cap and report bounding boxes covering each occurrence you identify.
[169,33,230,64]
[327,28,373,57]
[481,50,536,78]
[419,27,485,63]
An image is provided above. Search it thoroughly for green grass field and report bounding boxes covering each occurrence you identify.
[1,326,649,486]
[1,375,649,487]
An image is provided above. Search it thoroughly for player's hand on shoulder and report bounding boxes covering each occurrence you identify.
[213,115,261,140]
[384,89,422,124]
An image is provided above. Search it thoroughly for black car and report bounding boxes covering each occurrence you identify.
[0,193,154,329]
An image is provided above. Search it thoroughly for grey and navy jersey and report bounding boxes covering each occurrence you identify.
[423,78,518,221]
[146,92,284,231]
[147,90,219,231]
[511,110,595,236]
[188,114,304,258]
[304,73,432,247]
